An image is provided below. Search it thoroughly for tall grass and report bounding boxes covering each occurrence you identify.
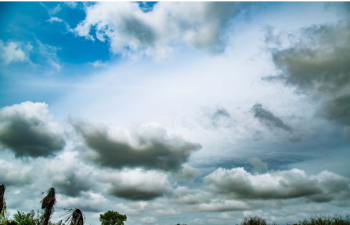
[240,215,350,225]
[297,215,350,225]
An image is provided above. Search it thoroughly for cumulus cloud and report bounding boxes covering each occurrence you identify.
[0,159,33,186]
[266,18,350,134]
[0,40,31,65]
[247,157,268,173]
[74,2,248,58]
[0,102,65,158]
[100,169,172,201]
[251,103,292,132]
[45,153,94,197]
[70,118,201,171]
[204,167,350,204]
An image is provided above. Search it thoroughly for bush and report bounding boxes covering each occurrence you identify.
[298,215,350,225]
[241,216,268,225]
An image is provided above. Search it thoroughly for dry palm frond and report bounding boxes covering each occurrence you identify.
[40,187,57,225]
[0,184,5,215]
[64,208,84,225]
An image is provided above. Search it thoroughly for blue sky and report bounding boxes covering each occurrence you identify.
[0,2,350,225]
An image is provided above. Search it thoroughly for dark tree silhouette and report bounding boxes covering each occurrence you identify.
[0,184,5,217]
[41,187,57,225]
[65,208,84,225]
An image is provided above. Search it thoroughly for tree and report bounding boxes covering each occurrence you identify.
[99,211,127,225]
[64,209,84,225]
[41,188,56,225]
[0,201,9,224]
[0,185,5,217]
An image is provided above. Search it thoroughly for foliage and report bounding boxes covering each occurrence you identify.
[99,211,127,225]
[41,188,56,225]
[64,209,84,225]
[12,210,37,225]
[0,185,5,217]
[0,201,9,223]
[241,216,268,225]
[296,215,350,225]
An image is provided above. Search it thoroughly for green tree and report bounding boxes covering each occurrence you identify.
[0,201,9,224]
[99,211,127,225]
[13,211,36,225]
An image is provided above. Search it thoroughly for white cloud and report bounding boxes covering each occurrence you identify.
[74,2,244,58]
[0,159,33,186]
[0,40,31,65]
[140,217,158,224]
[89,60,106,68]
[48,17,63,23]
[204,167,350,205]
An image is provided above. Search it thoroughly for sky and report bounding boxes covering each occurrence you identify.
[0,2,350,225]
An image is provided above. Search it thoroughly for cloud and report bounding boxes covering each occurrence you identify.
[247,157,268,173]
[321,94,350,126]
[204,167,350,204]
[74,2,247,58]
[251,103,292,132]
[0,102,65,158]
[211,108,234,128]
[58,192,110,212]
[266,19,350,133]
[0,40,31,65]
[140,217,158,224]
[48,17,63,23]
[0,159,33,186]
[171,186,212,206]
[70,118,201,171]
[36,40,61,71]
[45,153,94,197]
[89,60,106,68]
[191,199,249,212]
[100,169,172,201]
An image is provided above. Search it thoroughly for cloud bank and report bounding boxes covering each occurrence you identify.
[205,167,350,204]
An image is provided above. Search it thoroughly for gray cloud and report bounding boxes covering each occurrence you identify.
[0,159,33,186]
[101,169,172,201]
[0,102,65,158]
[322,94,350,126]
[266,19,350,133]
[46,156,94,197]
[211,108,233,128]
[70,118,201,171]
[204,168,350,204]
[247,157,268,173]
[251,103,292,132]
